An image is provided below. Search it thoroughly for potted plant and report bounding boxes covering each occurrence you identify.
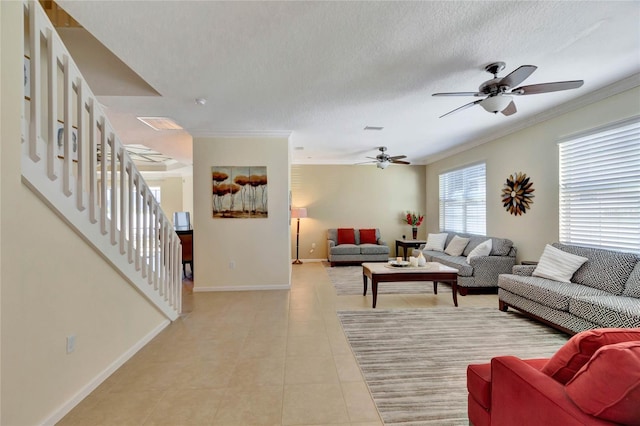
[404,211,424,239]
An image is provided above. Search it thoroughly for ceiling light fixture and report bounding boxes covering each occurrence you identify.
[137,117,183,131]
[195,98,207,105]
[480,95,513,114]
[377,160,390,169]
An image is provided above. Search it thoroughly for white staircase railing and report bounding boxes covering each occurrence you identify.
[20,1,181,320]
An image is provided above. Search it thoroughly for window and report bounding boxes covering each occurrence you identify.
[439,163,486,234]
[105,186,161,221]
[559,116,640,254]
[148,186,161,203]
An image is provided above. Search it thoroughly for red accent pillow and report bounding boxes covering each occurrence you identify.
[566,341,640,425]
[541,328,640,384]
[337,228,355,245]
[359,229,377,244]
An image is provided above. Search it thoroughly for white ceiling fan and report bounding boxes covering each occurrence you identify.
[432,62,584,118]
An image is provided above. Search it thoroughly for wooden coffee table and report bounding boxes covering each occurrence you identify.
[362,262,459,308]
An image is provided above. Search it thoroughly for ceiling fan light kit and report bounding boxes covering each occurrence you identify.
[433,61,584,118]
[481,95,513,114]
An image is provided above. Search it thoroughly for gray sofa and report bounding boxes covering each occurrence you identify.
[499,243,640,334]
[327,228,390,266]
[413,232,517,295]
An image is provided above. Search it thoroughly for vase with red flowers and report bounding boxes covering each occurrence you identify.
[404,211,424,239]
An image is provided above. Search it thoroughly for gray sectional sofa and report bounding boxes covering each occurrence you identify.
[499,243,640,334]
[413,232,517,295]
[327,228,390,266]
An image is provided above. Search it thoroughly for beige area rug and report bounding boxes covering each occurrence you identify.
[338,307,569,425]
[324,264,451,296]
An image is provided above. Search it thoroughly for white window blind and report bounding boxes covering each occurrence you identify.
[439,163,486,234]
[559,116,640,254]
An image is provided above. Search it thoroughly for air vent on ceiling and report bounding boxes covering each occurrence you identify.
[364,126,384,131]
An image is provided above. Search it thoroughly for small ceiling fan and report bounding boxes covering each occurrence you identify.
[361,146,410,169]
[432,61,584,118]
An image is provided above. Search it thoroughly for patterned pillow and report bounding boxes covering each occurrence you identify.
[444,236,470,256]
[533,244,588,283]
[490,237,514,256]
[337,228,355,245]
[553,243,639,295]
[424,233,448,252]
[623,263,640,298]
[566,341,640,425]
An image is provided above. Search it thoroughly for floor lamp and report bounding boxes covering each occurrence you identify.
[291,207,307,264]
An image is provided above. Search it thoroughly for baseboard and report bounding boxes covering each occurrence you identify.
[194,284,291,292]
[42,320,170,426]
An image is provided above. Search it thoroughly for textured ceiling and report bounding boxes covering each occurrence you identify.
[56,1,640,167]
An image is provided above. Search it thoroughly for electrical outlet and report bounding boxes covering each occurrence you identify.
[311,242,316,248]
[229,260,235,269]
[66,335,76,354]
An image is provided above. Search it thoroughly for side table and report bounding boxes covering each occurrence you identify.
[395,239,427,260]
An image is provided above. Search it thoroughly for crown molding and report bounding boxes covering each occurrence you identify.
[423,73,640,165]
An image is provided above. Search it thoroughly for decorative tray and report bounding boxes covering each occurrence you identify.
[388,260,410,267]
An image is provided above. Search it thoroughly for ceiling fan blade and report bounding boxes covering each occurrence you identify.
[388,155,407,161]
[439,99,483,118]
[433,92,483,97]
[501,100,517,116]
[511,80,584,95]
[390,160,411,165]
[499,65,537,88]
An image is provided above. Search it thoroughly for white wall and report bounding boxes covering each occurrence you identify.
[192,137,291,290]
[425,86,640,262]
[1,4,168,424]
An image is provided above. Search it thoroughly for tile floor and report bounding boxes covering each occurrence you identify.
[58,262,497,425]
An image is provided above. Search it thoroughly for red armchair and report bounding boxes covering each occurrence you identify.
[467,328,640,426]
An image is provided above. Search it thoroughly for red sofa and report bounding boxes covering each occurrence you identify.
[467,328,640,426]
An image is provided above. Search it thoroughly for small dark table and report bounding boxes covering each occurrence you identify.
[176,229,193,277]
[395,239,427,260]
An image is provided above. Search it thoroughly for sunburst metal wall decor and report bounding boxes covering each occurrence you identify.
[502,172,534,216]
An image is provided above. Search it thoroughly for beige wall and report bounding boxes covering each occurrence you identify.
[425,86,640,262]
[0,2,5,420]
[145,176,184,225]
[291,165,426,259]
[182,174,194,220]
[193,137,291,290]
[1,4,167,424]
